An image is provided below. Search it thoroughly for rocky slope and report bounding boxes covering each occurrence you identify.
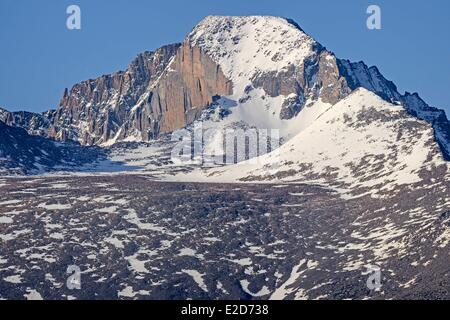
[184,16,450,160]
[0,120,102,175]
[1,175,449,299]
[51,44,181,145]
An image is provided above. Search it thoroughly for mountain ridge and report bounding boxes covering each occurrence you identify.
[182,88,449,195]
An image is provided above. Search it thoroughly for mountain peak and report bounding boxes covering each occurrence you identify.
[188,15,320,93]
[194,15,306,30]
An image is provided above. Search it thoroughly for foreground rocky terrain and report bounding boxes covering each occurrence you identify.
[1,175,449,300]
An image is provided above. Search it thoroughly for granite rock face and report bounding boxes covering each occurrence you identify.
[48,42,232,145]
[127,42,233,140]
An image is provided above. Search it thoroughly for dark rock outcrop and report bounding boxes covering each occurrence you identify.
[0,120,101,175]
[251,48,353,120]
[0,107,54,137]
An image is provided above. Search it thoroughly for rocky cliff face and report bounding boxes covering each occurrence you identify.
[51,44,181,145]
[0,107,54,137]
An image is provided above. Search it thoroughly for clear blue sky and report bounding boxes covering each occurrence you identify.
[1,0,449,115]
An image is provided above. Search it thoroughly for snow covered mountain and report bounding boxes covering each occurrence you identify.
[184,88,449,196]
[183,16,450,159]
[0,15,449,176]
